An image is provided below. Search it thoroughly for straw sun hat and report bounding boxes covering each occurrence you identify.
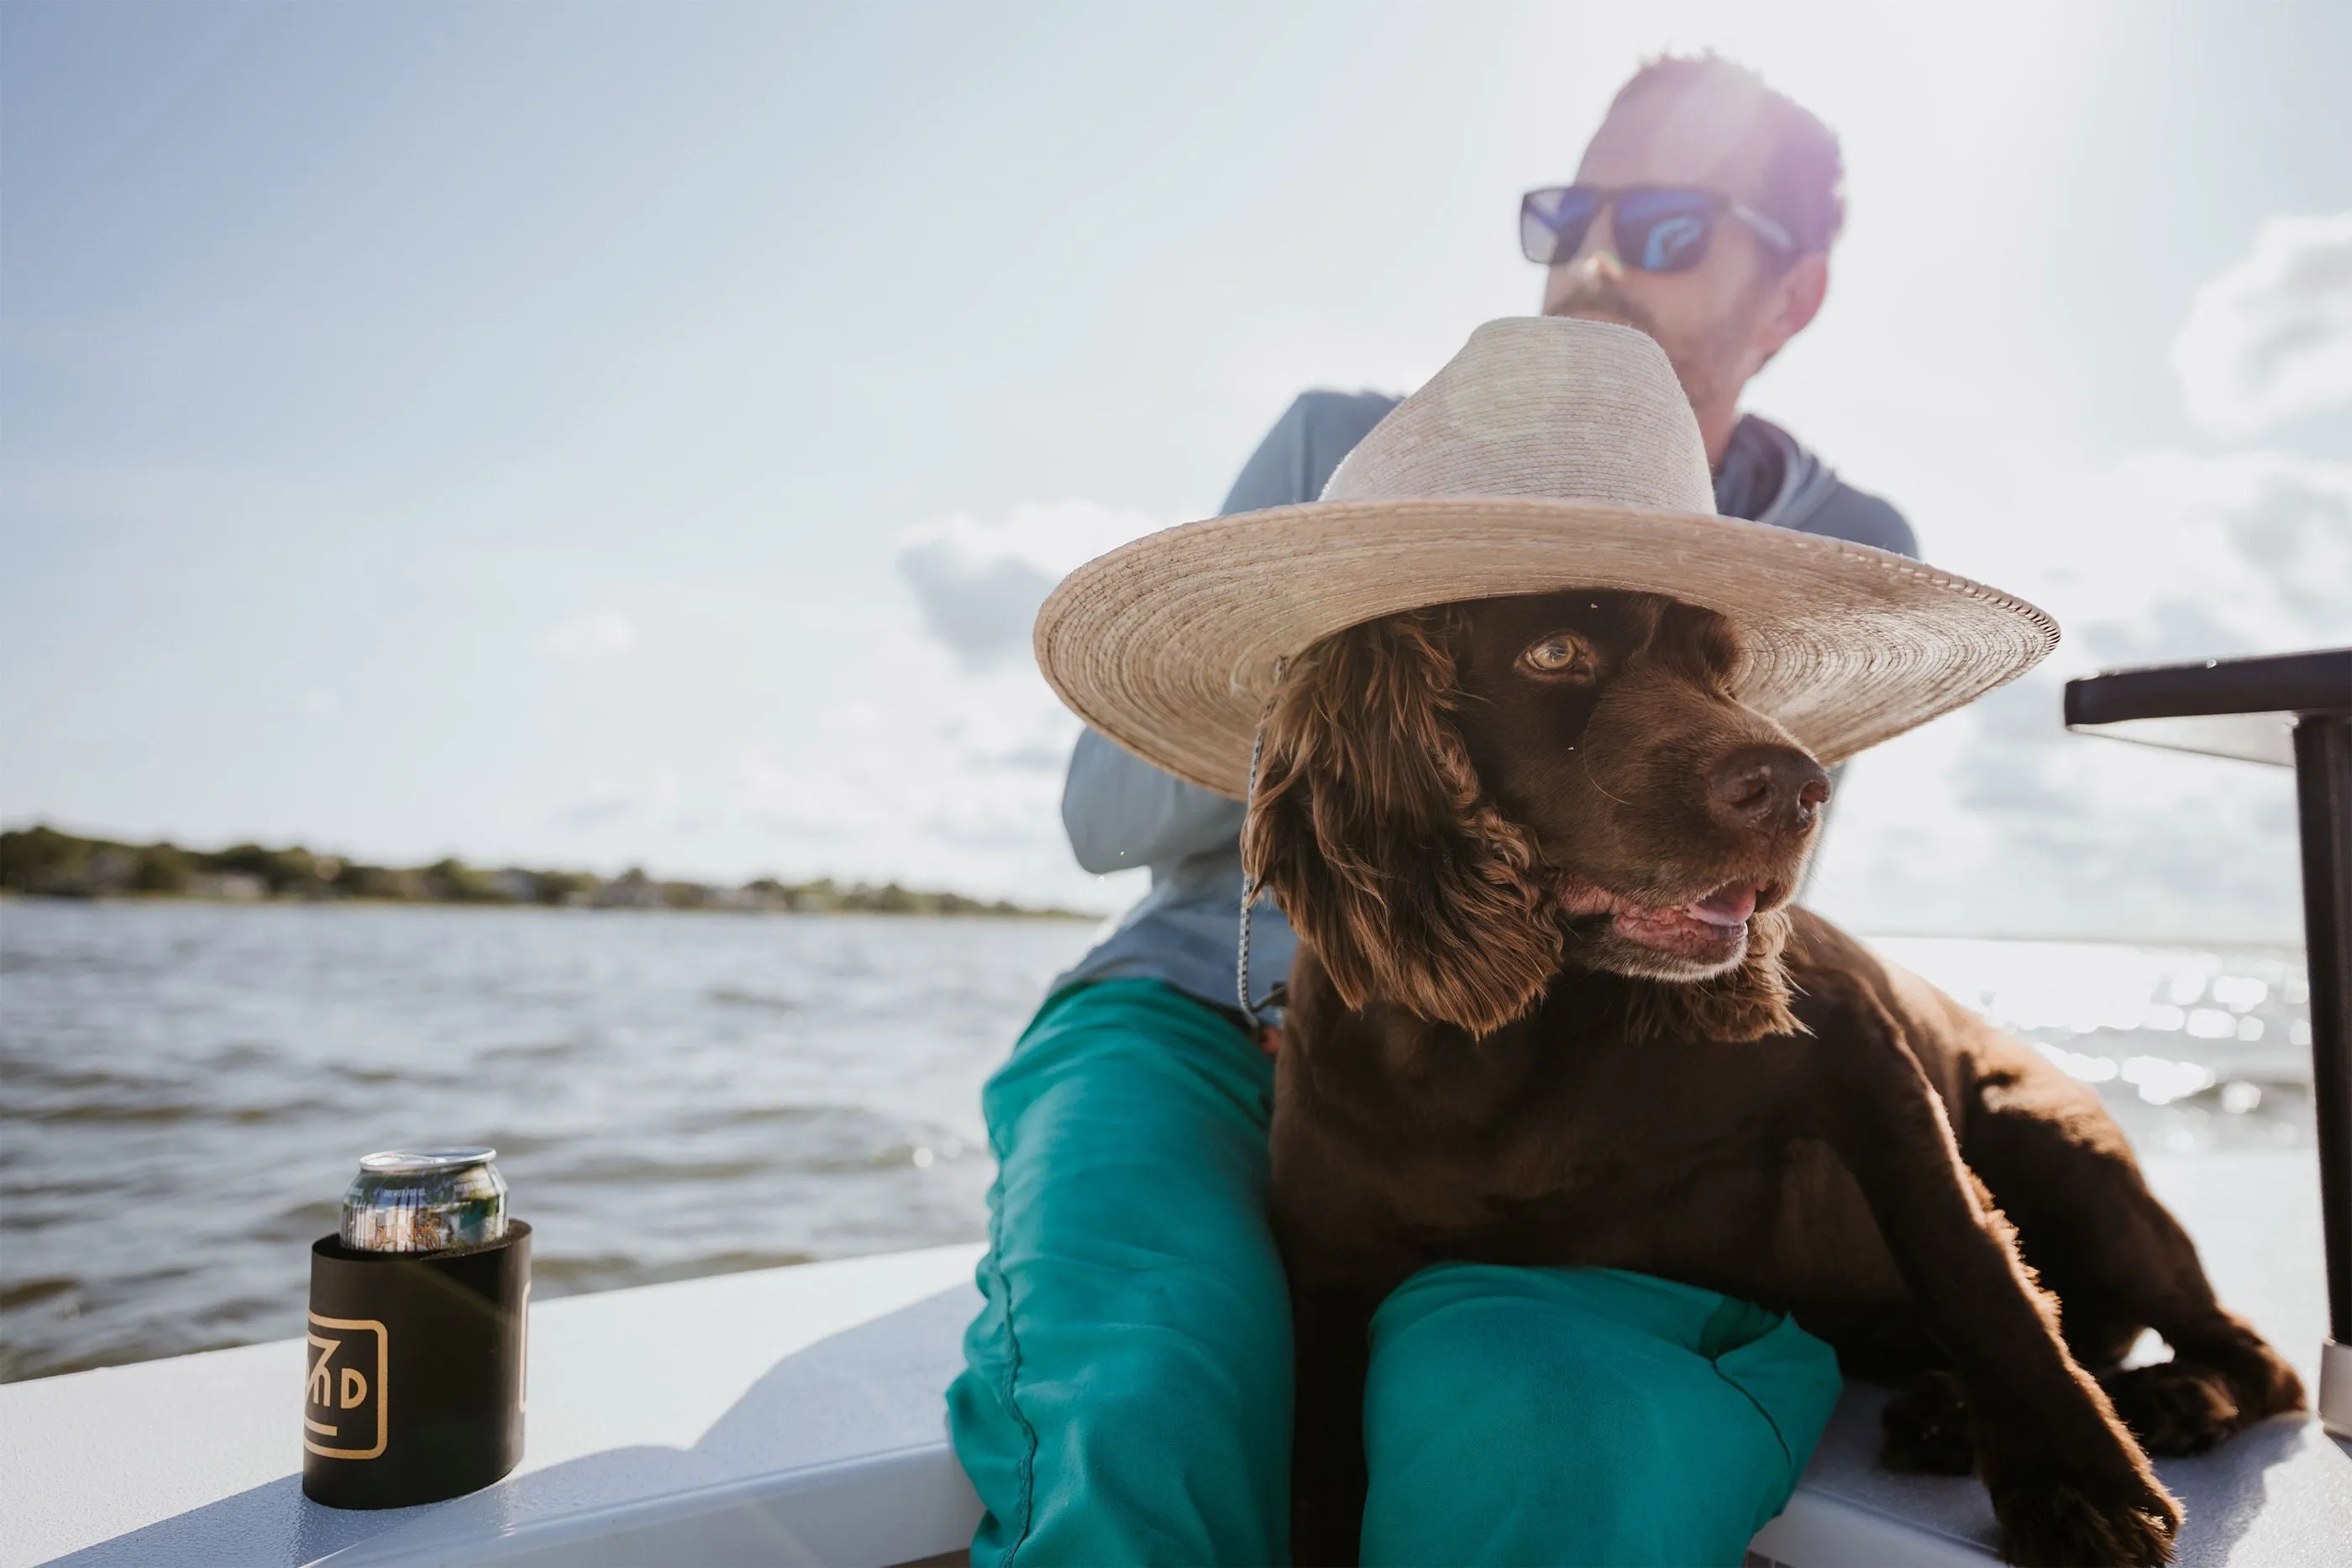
[1034,316,2057,799]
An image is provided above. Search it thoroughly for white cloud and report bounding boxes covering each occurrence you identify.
[1809,447,2349,941]
[690,506,1194,906]
[543,771,685,837]
[725,564,1110,900]
[535,609,638,660]
[895,500,1163,671]
[1981,448,2352,666]
[2172,212,2352,438]
[731,674,1100,895]
[551,778,643,830]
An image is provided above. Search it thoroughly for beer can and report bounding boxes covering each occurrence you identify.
[341,1146,507,1253]
[305,1146,529,1508]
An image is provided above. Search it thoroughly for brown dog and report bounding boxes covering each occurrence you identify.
[1244,589,2304,1568]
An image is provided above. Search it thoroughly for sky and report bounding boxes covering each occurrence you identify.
[4,0,2349,940]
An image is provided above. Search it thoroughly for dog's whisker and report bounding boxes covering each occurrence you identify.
[1579,749,1633,807]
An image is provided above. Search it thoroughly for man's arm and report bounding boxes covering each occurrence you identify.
[1057,390,1400,873]
[1063,729,1244,873]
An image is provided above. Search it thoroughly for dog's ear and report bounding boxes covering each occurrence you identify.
[1624,907,1803,1044]
[1242,610,1560,1036]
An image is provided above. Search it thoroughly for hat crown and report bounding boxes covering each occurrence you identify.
[1321,317,1715,516]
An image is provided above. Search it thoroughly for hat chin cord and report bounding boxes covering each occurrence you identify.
[1236,661,1288,1033]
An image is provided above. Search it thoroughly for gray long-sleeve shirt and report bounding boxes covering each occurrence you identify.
[1049,390,1917,1013]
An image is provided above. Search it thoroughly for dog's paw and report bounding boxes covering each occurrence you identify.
[1881,1369,1975,1475]
[1992,1473,2181,1567]
[2197,1328,2307,1421]
[2103,1362,2241,1456]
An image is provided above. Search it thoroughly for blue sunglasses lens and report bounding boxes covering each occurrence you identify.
[1611,189,1720,272]
[1520,186,1600,265]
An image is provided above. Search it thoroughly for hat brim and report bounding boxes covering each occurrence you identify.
[1034,497,2058,799]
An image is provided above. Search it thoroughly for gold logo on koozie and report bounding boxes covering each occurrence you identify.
[304,1313,388,1460]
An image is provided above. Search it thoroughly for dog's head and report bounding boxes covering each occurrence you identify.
[1242,590,1825,1038]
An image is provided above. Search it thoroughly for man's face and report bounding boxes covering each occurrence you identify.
[1542,81,1825,430]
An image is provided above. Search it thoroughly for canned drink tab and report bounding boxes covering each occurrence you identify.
[341,1147,508,1254]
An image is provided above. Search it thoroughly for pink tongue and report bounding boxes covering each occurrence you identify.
[1684,885,1758,927]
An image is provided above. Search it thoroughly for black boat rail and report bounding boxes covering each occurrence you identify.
[2066,646,2352,1437]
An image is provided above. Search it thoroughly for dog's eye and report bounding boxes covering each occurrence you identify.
[1519,633,1595,680]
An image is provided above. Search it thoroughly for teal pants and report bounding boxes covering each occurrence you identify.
[948,979,1840,1566]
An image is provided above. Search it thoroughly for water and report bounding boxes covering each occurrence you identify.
[0,900,2316,1382]
[1,900,1095,1382]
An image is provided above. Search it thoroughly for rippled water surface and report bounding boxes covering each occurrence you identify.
[0,900,2314,1381]
[2,900,1096,1382]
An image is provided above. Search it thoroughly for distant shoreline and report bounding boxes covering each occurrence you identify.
[0,825,1095,920]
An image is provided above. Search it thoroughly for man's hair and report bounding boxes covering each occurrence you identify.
[1607,53,1846,254]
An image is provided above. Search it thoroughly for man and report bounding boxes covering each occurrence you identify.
[951,54,1915,1566]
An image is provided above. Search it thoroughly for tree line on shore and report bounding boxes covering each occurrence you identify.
[0,826,1085,918]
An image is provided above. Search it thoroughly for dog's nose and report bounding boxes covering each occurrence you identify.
[1706,746,1831,834]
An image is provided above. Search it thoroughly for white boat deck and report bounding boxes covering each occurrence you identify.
[4,1151,2346,1566]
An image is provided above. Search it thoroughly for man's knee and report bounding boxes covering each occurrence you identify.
[1360,1265,1818,1565]
[1367,1269,1693,1471]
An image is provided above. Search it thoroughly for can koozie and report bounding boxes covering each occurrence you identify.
[301,1222,531,1508]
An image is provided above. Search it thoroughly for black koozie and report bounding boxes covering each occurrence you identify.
[302,1222,529,1508]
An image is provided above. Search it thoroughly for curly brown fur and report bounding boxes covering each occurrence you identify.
[1243,608,1560,1036]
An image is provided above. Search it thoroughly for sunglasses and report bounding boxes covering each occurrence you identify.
[1520,185,1798,272]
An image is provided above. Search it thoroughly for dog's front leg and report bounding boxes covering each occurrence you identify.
[1813,999,2181,1568]
[1289,1279,1378,1568]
